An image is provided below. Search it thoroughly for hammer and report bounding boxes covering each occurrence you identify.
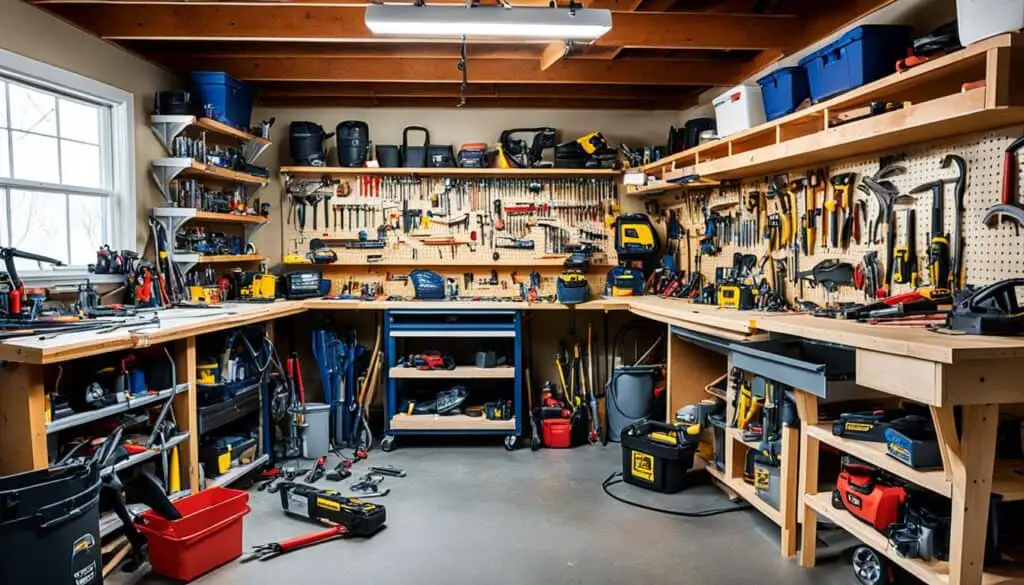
[984,135,1024,234]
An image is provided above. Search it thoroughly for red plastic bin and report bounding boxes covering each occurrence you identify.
[136,487,250,582]
[542,418,572,448]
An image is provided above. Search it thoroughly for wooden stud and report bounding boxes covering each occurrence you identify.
[930,405,960,485]
[254,81,696,100]
[947,404,999,585]
[257,95,698,110]
[172,337,200,492]
[0,363,48,474]
[985,47,1011,109]
[780,424,799,559]
[793,390,820,568]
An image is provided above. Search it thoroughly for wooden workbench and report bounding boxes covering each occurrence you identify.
[627,296,1024,585]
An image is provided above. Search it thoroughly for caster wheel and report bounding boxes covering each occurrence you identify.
[380,436,396,452]
[852,546,892,585]
[832,489,845,510]
[504,435,519,451]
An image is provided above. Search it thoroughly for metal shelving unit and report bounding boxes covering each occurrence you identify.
[46,383,189,434]
[207,453,270,488]
[382,310,523,451]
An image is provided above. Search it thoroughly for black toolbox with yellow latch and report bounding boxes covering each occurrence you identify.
[620,419,696,493]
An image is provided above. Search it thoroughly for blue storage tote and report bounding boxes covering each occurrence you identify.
[757,67,810,121]
[188,71,255,130]
[798,25,911,103]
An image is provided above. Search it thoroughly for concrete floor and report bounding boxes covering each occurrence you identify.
[143,444,856,585]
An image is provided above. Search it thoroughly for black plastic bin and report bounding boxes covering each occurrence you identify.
[620,420,696,494]
[0,463,102,585]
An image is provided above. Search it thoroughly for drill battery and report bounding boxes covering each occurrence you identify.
[831,409,906,442]
[279,483,386,537]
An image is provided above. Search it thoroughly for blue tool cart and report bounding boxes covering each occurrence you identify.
[381,310,523,451]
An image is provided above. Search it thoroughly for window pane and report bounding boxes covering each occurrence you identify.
[0,189,8,247]
[59,99,100,144]
[61,140,101,188]
[0,130,8,178]
[9,189,68,268]
[69,195,104,265]
[11,131,58,182]
[8,84,56,135]
[0,84,7,129]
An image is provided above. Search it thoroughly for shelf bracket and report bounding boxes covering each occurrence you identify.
[150,117,192,157]
[149,160,191,202]
[242,141,270,165]
[244,220,268,244]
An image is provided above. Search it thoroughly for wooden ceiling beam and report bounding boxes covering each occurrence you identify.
[156,56,743,85]
[256,95,697,109]
[41,4,799,50]
[253,82,694,100]
[539,42,570,71]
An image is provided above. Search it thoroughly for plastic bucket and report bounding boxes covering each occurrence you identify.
[303,402,331,459]
[137,487,250,582]
[606,366,658,443]
[0,463,102,585]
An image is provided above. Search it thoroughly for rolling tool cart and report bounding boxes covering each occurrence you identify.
[381,310,523,451]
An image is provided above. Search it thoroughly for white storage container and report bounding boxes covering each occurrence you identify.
[712,84,766,138]
[957,0,1024,46]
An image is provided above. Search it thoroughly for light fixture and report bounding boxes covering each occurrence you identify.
[364,5,612,41]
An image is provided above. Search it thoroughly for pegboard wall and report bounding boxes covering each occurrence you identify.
[661,126,1024,307]
[281,174,621,300]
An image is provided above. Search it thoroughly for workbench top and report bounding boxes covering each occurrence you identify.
[6,295,1024,366]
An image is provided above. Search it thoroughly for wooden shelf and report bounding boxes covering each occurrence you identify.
[193,117,270,146]
[389,414,516,431]
[707,464,782,525]
[193,211,268,225]
[638,33,1024,182]
[389,366,515,379]
[281,166,620,178]
[728,427,761,449]
[806,492,1024,585]
[195,254,266,264]
[153,158,268,186]
[807,423,951,497]
[289,257,587,268]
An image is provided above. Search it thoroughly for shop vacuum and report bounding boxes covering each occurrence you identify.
[0,426,180,585]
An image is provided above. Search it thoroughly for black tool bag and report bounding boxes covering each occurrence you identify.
[336,120,369,167]
[289,122,334,166]
[402,126,429,167]
[427,144,455,168]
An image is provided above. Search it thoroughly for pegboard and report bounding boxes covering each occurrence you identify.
[660,125,1024,307]
[281,174,620,274]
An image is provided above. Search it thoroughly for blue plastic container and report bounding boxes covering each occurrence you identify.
[798,25,911,103]
[757,67,810,121]
[188,72,255,130]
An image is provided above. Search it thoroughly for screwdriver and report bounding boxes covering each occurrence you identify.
[927,186,950,293]
[891,208,917,286]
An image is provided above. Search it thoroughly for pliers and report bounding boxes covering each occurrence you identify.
[240,524,348,563]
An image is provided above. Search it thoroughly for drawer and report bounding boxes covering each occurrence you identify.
[728,337,854,398]
[387,310,519,336]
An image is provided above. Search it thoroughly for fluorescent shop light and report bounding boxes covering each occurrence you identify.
[364,5,613,41]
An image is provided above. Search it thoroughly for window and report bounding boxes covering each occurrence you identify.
[0,49,133,280]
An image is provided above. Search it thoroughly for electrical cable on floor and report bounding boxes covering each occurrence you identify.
[601,472,753,518]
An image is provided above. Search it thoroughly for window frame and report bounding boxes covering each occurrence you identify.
[0,48,135,285]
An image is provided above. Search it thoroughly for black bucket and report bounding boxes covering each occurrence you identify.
[0,463,103,585]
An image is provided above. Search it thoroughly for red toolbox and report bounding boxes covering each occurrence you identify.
[136,487,250,582]
[542,418,572,448]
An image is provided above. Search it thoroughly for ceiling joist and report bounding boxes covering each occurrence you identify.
[41,4,799,51]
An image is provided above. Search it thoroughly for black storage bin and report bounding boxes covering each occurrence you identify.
[401,126,429,167]
[154,90,191,115]
[376,145,400,167]
[620,420,696,494]
[0,463,102,585]
[289,122,334,166]
[336,120,369,167]
[427,144,455,168]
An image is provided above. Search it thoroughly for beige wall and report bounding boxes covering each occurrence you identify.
[256,106,679,265]
[0,0,178,252]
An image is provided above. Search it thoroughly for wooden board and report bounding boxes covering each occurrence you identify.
[388,366,515,379]
[281,166,621,177]
[195,254,266,264]
[0,363,47,473]
[193,211,269,225]
[805,492,1024,585]
[388,414,516,430]
[193,117,271,146]
[807,423,951,497]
